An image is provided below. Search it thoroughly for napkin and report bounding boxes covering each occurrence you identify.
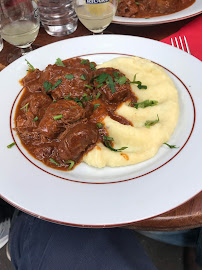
[161,15,202,61]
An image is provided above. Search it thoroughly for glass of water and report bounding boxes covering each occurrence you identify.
[73,0,117,34]
[0,0,40,62]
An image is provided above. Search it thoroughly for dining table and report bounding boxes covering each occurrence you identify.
[0,16,201,232]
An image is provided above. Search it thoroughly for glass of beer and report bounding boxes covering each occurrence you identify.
[0,0,40,62]
[73,0,117,34]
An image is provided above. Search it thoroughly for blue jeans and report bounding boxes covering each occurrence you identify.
[9,212,157,270]
[138,228,202,266]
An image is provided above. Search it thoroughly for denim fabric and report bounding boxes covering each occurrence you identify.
[9,212,157,270]
[138,229,201,247]
[138,228,202,267]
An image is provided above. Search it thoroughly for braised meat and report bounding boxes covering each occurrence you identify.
[92,68,131,103]
[22,69,43,93]
[41,65,92,100]
[15,57,137,170]
[62,57,96,73]
[19,92,52,119]
[116,0,195,18]
[58,120,98,162]
[38,99,86,139]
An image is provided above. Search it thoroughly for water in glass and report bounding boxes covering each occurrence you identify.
[37,0,78,36]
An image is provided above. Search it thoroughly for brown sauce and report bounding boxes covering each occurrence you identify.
[117,0,195,18]
[14,58,138,171]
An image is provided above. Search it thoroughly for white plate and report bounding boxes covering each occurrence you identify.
[113,0,202,25]
[0,35,201,227]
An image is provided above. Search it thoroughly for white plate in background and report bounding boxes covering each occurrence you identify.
[113,0,202,25]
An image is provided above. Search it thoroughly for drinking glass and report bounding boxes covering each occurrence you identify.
[0,0,40,62]
[73,0,117,34]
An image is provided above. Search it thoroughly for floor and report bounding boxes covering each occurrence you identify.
[0,231,185,270]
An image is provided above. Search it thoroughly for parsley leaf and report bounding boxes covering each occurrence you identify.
[53,115,63,120]
[7,142,15,148]
[51,79,62,90]
[93,104,100,110]
[163,143,178,149]
[145,115,159,128]
[55,58,65,67]
[49,158,60,166]
[115,76,127,85]
[130,100,158,109]
[81,59,88,65]
[89,62,96,71]
[64,160,75,170]
[80,74,87,80]
[107,75,116,93]
[64,74,74,80]
[32,116,38,121]
[25,59,35,71]
[103,136,128,152]
[43,81,52,92]
[130,74,147,89]
[20,103,29,112]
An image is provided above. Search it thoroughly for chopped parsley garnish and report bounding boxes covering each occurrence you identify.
[74,97,83,107]
[64,93,74,100]
[80,74,87,80]
[129,100,158,109]
[65,74,74,80]
[55,58,65,67]
[145,115,159,128]
[114,76,127,85]
[96,73,108,84]
[20,103,29,112]
[107,75,116,93]
[32,116,38,121]
[25,59,35,71]
[93,103,100,110]
[7,142,15,148]
[89,62,96,71]
[65,160,75,170]
[81,59,88,65]
[130,74,147,89]
[82,93,89,101]
[85,84,93,89]
[96,123,103,128]
[53,114,63,120]
[49,158,60,166]
[95,73,116,93]
[113,72,119,78]
[51,79,62,90]
[97,83,104,89]
[95,92,101,99]
[163,143,178,149]
[103,136,114,141]
[43,81,52,92]
[103,136,128,152]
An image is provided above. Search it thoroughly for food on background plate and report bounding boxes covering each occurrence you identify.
[116,0,195,18]
[14,56,179,171]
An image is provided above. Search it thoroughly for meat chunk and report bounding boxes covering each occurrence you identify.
[20,92,52,120]
[117,0,139,17]
[93,68,131,103]
[38,99,86,139]
[42,64,92,100]
[62,57,96,73]
[16,111,38,133]
[21,69,43,93]
[58,120,98,162]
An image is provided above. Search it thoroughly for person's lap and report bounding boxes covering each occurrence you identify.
[9,212,157,270]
